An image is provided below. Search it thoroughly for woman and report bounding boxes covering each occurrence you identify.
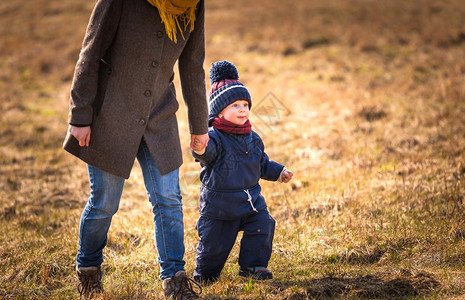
[64,0,208,298]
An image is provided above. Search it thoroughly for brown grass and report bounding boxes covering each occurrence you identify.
[1,0,465,299]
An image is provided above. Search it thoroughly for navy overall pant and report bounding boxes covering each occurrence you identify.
[193,208,275,281]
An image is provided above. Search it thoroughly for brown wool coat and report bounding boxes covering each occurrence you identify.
[63,0,208,179]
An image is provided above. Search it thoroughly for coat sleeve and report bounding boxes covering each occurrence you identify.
[68,0,123,126]
[178,0,209,135]
[259,139,285,181]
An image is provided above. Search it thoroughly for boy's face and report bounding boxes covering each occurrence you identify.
[218,100,250,125]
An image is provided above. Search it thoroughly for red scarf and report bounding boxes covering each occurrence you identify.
[212,117,252,134]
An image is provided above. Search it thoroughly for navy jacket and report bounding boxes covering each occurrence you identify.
[192,127,284,220]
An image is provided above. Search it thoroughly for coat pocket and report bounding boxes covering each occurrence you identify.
[94,58,113,116]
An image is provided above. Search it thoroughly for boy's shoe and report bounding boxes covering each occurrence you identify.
[193,274,219,286]
[76,266,103,299]
[239,266,273,280]
[162,270,202,299]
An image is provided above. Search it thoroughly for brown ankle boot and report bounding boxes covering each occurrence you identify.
[76,266,103,299]
[162,270,202,299]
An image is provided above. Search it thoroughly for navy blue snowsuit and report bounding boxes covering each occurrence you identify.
[192,126,284,281]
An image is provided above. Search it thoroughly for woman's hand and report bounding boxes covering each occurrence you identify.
[190,133,209,154]
[69,125,91,147]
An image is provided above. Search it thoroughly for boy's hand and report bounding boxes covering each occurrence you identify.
[281,169,294,183]
[69,125,91,147]
[190,133,209,153]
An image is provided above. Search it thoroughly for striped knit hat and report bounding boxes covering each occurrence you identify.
[208,61,251,119]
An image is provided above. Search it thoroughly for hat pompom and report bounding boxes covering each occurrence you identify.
[209,61,239,85]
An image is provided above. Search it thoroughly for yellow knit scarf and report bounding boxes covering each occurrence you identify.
[147,0,199,43]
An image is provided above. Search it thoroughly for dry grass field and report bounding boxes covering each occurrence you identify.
[1,0,465,299]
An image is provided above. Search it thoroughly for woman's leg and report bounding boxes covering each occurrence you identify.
[76,165,125,267]
[137,140,185,279]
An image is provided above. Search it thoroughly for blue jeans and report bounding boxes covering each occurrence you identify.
[76,140,185,279]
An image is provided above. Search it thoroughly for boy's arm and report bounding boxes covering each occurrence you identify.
[193,147,206,155]
[254,136,284,181]
[192,135,219,166]
[260,151,285,181]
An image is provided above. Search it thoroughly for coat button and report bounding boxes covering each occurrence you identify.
[151,60,159,67]
[144,90,152,97]
[139,119,146,125]
[157,31,164,38]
